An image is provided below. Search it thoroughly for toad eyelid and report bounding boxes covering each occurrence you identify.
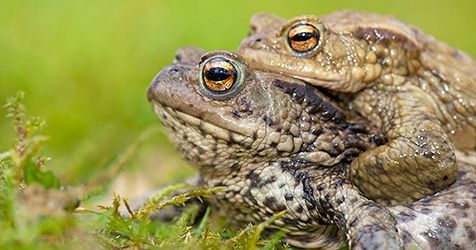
[278,16,321,36]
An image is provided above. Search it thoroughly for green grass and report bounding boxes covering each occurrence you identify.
[0,93,289,249]
[0,1,475,249]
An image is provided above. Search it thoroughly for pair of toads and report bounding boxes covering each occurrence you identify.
[146,11,476,249]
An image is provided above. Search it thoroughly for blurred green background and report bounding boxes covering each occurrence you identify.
[1,0,475,190]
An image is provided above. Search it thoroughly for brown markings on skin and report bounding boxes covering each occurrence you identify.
[395,211,417,223]
[352,224,390,249]
[262,115,273,126]
[400,231,414,244]
[343,136,370,152]
[272,79,346,124]
[347,124,368,133]
[247,170,278,189]
[280,161,319,209]
[431,69,448,82]
[449,201,470,210]
[231,98,254,118]
[419,214,462,249]
[420,208,432,215]
[230,163,241,173]
[243,189,257,205]
[246,171,261,189]
[285,193,294,201]
[263,196,286,211]
[295,205,304,214]
[237,96,253,115]
[231,110,242,119]
[466,226,476,241]
[422,229,444,249]
[353,27,419,52]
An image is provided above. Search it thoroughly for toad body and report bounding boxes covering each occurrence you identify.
[147,47,476,249]
[238,11,476,204]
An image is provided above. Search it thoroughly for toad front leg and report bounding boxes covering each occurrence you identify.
[220,161,404,249]
[315,169,403,250]
[348,83,457,204]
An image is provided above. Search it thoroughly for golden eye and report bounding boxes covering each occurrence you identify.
[199,53,247,100]
[202,59,237,92]
[287,23,320,53]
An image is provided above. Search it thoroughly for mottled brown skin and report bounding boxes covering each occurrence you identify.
[389,151,476,249]
[148,48,403,249]
[146,47,476,249]
[237,11,476,204]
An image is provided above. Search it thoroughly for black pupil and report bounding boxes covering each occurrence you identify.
[292,31,316,42]
[205,67,233,81]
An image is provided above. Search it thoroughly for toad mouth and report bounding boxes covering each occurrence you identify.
[151,101,251,142]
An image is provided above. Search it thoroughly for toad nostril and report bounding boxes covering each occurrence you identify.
[249,37,264,49]
[168,67,181,76]
[175,54,182,62]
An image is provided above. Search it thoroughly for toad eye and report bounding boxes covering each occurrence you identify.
[199,55,246,100]
[287,23,321,54]
[202,59,237,92]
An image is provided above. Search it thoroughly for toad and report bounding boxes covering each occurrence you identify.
[238,11,476,203]
[146,47,476,249]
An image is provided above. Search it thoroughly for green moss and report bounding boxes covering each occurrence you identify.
[0,93,287,249]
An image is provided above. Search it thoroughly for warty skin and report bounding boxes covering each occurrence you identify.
[146,47,476,249]
[237,11,476,203]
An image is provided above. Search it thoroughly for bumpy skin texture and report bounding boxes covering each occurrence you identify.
[146,47,476,249]
[237,11,476,204]
[148,48,404,249]
[389,151,476,249]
